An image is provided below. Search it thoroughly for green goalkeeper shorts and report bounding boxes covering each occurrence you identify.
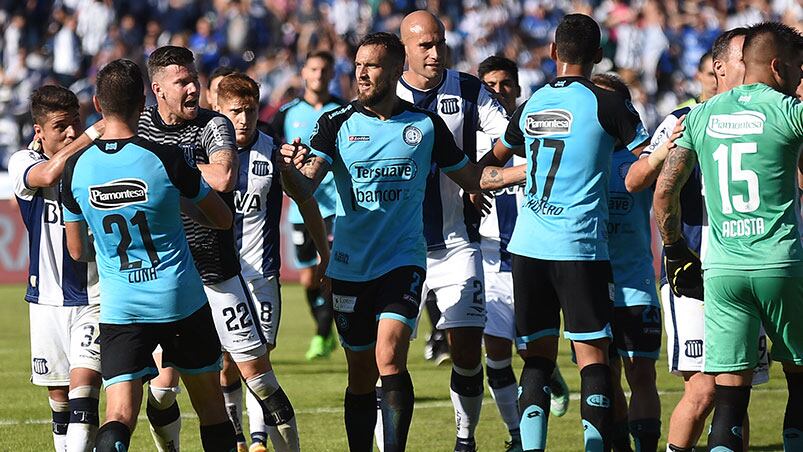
[704,266,803,373]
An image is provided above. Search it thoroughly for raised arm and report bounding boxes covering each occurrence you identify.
[654,145,697,244]
[625,115,685,193]
[278,142,331,202]
[26,120,105,188]
[198,148,238,192]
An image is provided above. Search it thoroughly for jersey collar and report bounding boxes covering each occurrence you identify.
[352,99,409,119]
[399,70,447,94]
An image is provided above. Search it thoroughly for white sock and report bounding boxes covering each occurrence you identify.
[450,364,484,439]
[222,382,245,441]
[147,386,181,452]
[246,371,300,452]
[50,398,69,452]
[66,385,100,452]
[245,385,267,444]
[486,357,521,434]
[374,383,384,452]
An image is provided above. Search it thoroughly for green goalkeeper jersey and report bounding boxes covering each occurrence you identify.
[674,83,803,270]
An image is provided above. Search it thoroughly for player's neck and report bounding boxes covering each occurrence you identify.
[156,103,184,126]
[102,117,137,140]
[303,90,331,108]
[363,95,400,120]
[402,69,443,91]
[555,62,591,79]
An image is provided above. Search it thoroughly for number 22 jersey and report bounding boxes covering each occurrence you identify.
[501,77,649,261]
[62,137,211,324]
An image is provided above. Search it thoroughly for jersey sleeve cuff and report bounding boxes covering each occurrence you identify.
[310,149,333,165]
[441,155,469,173]
[63,209,84,222]
[21,160,46,190]
[500,135,519,149]
[192,180,212,203]
[625,125,651,152]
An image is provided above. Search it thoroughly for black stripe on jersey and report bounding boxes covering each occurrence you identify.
[458,72,482,244]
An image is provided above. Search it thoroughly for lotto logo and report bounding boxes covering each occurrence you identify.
[32,358,49,375]
[685,339,703,358]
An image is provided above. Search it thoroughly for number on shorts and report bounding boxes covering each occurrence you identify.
[260,302,273,323]
[471,279,483,304]
[79,325,98,348]
[408,272,422,295]
[222,303,254,331]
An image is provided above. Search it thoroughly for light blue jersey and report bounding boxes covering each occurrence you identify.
[608,149,658,307]
[62,137,211,324]
[502,77,649,260]
[272,96,345,222]
[309,101,468,282]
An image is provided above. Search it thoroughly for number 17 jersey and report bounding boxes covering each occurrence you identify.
[674,83,803,270]
[62,137,211,324]
[501,77,648,261]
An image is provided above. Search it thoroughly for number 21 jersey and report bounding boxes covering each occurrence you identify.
[62,137,211,324]
[501,77,648,261]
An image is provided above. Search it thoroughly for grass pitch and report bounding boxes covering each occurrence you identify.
[0,284,788,451]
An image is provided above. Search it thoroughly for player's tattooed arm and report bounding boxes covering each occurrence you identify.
[278,142,330,202]
[625,115,685,193]
[654,145,696,244]
[65,221,95,263]
[197,148,239,193]
[25,120,105,188]
[447,161,526,193]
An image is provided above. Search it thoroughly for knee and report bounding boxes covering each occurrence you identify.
[626,359,657,389]
[347,353,379,392]
[687,383,715,417]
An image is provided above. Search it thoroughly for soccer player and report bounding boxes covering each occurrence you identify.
[216,73,330,452]
[591,73,662,452]
[627,30,771,452]
[138,46,298,452]
[278,31,524,452]
[396,11,511,450]
[9,85,104,452]
[271,50,345,361]
[479,14,650,451]
[206,65,236,110]
[62,58,236,452]
[654,22,803,452]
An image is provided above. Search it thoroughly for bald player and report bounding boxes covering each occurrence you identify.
[396,12,510,452]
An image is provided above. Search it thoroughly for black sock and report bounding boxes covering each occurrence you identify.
[580,363,613,452]
[314,295,334,338]
[519,356,555,451]
[146,400,180,427]
[95,421,131,452]
[612,419,632,452]
[251,431,267,446]
[380,372,415,452]
[261,387,295,426]
[784,372,803,449]
[69,395,100,428]
[425,291,441,332]
[707,385,750,452]
[630,418,660,452]
[52,409,69,437]
[667,445,694,451]
[200,421,236,452]
[344,389,377,452]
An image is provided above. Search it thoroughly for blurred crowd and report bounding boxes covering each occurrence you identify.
[0,0,801,168]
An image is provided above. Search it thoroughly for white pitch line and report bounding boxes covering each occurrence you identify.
[0,387,787,427]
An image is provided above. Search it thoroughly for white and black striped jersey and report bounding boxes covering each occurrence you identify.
[397,69,509,250]
[137,105,240,285]
[8,149,100,306]
[234,131,283,280]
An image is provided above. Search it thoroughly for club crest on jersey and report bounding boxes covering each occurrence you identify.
[440,97,460,115]
[88,179,148,210]
[252,160,272,177]
[524,109,572,137]
[180,143,199,168]
[403,125,423,145]
[706,111,765,138]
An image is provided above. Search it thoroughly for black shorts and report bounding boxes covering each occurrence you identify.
[611,305,662,360]
[331,266,426,351]
[292,216,334,268]
[512,255,614,348]
[100,304,222,386]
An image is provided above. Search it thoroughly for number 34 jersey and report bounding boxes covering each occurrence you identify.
[501,77,649,261]
[675,83,803,270]
[62,137,211,324]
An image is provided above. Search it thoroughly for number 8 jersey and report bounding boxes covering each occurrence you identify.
[62,137,211,324]
[674,83,803,270]
[501,77,649,261]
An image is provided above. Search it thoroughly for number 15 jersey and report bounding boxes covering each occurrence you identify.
[501,77,648,261]
[62,137,211,324]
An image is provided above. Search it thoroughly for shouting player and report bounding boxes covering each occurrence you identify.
[655,22,803,451]
[62,58,237,452]
[395,11,510,451]
[271,50,345,361]
[216,72,330,452]
[279,32,524,452]
[9,86,104,452]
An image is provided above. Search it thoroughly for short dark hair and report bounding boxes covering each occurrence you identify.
[554,14,601,65]
[217,73,260,107]
[96,59,145,119]
[358,32,405,66]
[478,56,519,84]
[743,22,803,62]
[711,27,748,62]
[306,50,335,67]
[208,66,237,88]
[697,51,713,73]
[30,85,79,124]
[591,73,631,100]
[147,46,195,79]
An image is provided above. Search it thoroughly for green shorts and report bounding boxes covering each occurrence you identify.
[704,266,803,373]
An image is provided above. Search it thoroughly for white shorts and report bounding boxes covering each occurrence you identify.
[661,284,769,384]
[483,271,515,341]
[29,303,101,386]
[205,275,267,362]
[243,275,281,346]
[422,242,486,330]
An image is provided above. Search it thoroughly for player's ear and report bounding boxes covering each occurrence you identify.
[769,57,784,84]
[593,47,603,64]
[549,43,558,62]
[92,95,103,115]
[152,81,163,99]
[713,59,726,80]
[32,123,42,141]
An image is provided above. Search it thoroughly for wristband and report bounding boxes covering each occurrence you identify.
[84,124,101,141]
